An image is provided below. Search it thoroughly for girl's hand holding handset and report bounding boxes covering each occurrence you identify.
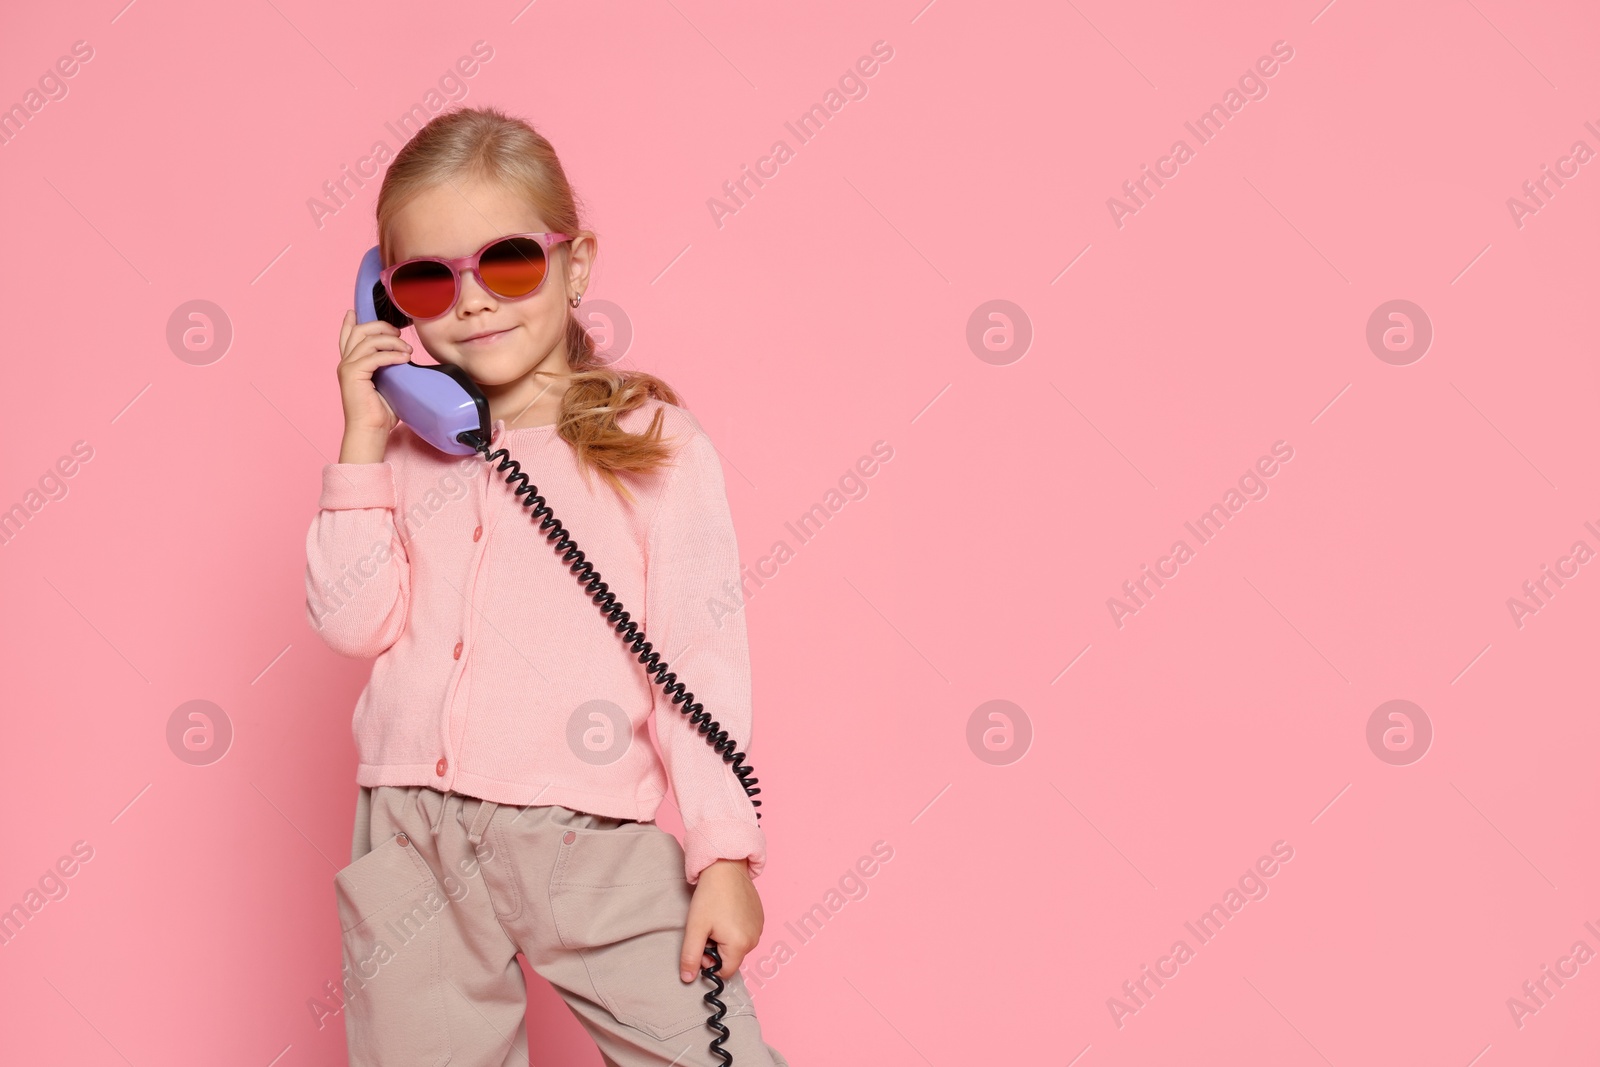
[337,307,415,464]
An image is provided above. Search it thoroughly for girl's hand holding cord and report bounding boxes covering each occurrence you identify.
[307,105,787,1066]
[682,858,765,982]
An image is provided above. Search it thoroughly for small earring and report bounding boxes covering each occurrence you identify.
[569,292,583,308]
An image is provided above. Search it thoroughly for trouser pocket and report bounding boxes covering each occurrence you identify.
[547,809,753,1042]
[334,829,452,1067]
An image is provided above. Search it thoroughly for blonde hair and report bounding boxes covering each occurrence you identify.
[376,105,681,501]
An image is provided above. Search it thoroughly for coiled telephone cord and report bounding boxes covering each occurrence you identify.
[463,430,760,1067]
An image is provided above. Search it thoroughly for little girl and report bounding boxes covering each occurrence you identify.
[304,105,788,1067]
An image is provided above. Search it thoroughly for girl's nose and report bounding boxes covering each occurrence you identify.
[455,269,500,313]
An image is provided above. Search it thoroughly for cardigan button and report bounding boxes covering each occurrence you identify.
[436,757,447,776]
[396,832,410,847]
[472,526,482,542]
[453,640,463,660]
[563,831,576,844]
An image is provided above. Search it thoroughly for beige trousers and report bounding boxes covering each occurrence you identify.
[334,784,790,1067]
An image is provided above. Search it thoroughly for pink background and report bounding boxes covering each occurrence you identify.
[2,0,1597,1063]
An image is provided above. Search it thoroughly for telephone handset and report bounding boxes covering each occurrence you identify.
[355,245,760,1065]
[355,246,488,456]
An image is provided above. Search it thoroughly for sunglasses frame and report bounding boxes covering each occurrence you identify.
[380,231,573,322]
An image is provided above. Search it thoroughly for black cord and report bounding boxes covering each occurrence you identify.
[701,941,732,1067]
[464,430,759,1066]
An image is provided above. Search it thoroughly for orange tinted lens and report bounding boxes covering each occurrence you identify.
[389,260,456,319]
[478,237,548,298]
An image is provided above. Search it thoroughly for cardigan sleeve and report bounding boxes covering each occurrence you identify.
[643,430,768,885]
[303,462,412,659]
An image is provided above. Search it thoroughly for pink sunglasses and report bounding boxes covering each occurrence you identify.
[380,231,572,322]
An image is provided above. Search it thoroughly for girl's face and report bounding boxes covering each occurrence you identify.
[387,175,594,394]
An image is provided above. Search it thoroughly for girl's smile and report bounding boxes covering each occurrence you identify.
[460,325,518,346]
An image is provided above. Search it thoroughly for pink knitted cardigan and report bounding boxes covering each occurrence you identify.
[304,399,765,884]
